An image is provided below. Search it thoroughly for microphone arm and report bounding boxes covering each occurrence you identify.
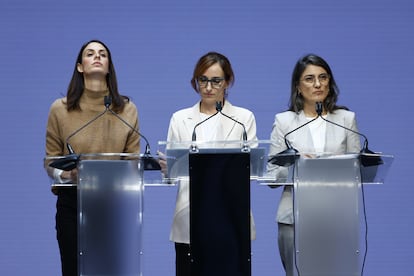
[270,102,382,167]
[318,101,374,153]
[190,101,249,151]
[191,108,220,141]
[50,97,111,171]
[315,102,382,166]
[105,96,160,170]
[319,114,369,150]
[283,113,320,150]
[268,102,323,166]
[190,107,219,152]
[316,102,369,152]
[216,101,248,142]
[106,109,151,155]
[66,97,110,154]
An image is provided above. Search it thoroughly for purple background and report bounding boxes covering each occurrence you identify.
[0,0,412,275]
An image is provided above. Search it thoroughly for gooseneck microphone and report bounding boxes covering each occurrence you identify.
[190,101,249,151]
[191,102,221,141]
[315,102,368,151]
[315,102,382,166]
[268,105,321,166]
[50,96,161,171]
[65,96,111,154]
[215,101,248,142]
[283,109,320,150]
[104,96,161,170]
[269,102,381,167]
[49,97,111,171]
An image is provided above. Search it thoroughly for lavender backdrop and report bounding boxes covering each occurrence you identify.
[0,0,412,275]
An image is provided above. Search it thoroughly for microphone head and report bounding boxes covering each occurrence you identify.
[104,95,112,108]
[49,153,80,171]
[144,143,151,155]
[216,101,223,112]
[360,147,383,167]
[140,153,162,171]
[67,143,75,154]
[316,102,323,116]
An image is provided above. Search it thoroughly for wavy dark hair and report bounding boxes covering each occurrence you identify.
[289,54,348,113]
[65,39,128,112]
[190,51,235,97]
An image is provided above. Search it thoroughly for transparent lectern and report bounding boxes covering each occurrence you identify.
[265,151,393,276]
[46,153,146,276]
[159,140,269,276]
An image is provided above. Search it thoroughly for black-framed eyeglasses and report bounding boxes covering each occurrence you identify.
[197,76,225,89]
[301,73,330,85]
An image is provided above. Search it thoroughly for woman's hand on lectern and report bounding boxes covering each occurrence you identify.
[61,168,78,183]
[157,151,168,176]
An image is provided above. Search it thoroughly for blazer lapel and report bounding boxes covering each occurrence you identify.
[295,111,315,152]
[324,112,345,153]
[183,102,201,140]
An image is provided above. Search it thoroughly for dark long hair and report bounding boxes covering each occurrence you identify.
[66,39,128,112]
[289,54,347,113]
[190,51,235,96]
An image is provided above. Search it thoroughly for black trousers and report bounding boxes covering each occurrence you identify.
[56,188,77,276]
[175,243,191,276]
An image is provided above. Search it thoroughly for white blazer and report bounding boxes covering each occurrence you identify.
[167,100,258,243]
[267,109,361,224]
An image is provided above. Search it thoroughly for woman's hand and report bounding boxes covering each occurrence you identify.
[50,168,78,195]
[61,168,78,182]
[157,151,168,176]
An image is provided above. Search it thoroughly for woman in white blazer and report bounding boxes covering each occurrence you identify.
[166,52,257,276]
[267,54,361,276]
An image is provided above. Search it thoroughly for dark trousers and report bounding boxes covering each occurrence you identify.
[56,189,77,276]
[175,243,191,276]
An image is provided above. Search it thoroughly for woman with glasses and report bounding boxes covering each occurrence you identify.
[165,51,257,276]
[267,54,361,276]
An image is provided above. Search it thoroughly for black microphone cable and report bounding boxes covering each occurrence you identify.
[316,101,369,276]
[215,101,248,142]
[189,102,221,152]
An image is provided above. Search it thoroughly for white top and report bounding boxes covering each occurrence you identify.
[199,113,223,141]
[307,116,327,153]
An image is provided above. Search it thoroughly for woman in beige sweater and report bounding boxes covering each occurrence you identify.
[45,40,140,276]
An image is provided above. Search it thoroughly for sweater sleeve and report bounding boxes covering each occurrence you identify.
[45,100,65,157]
[122,101,141,154]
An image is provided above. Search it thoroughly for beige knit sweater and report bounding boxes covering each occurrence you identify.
[45,89,140,157]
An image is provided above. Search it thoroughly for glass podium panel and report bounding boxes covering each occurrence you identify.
[263,152,394,186]
[158,140,268,183]
[78,156,144,276]
[359,153,394,184]
[293,155,361,276]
